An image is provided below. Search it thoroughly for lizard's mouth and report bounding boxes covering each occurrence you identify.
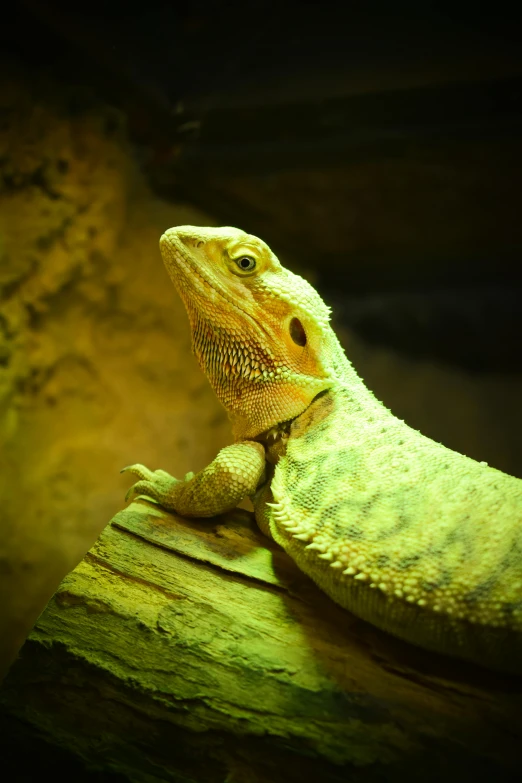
[161,230,282,394]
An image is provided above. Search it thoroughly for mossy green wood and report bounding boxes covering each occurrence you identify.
[1,500,521,782]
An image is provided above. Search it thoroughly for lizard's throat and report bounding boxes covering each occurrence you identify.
[189,310,330,439]
[190,310,277,393]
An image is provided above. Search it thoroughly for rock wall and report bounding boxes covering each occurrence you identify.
[0,64,230,674]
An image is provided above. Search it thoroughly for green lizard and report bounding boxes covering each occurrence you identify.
[123,226,522,675]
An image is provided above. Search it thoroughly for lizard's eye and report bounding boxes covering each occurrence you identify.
[289,317,307,347]
[235,256,256,272]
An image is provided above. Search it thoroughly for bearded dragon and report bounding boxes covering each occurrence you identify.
[123,226,522,675]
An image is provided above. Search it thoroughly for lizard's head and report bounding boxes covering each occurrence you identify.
[160,225,347,439]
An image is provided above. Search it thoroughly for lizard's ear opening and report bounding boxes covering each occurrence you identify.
[289,317,307,347]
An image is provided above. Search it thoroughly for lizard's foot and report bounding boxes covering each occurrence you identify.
[121,464,182,508]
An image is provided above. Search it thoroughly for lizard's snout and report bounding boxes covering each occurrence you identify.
[160,226,207,254]
[159,228,179,252]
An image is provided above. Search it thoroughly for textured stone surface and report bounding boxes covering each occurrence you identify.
[1,502,521,782]
[0,65,230,674]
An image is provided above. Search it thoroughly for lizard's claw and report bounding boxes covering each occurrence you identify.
[121,463,182,507]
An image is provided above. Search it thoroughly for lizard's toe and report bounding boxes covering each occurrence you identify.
[155,469,175,480]
[125,479,158,503]
[124,468,183,508]
[121,463,156,481]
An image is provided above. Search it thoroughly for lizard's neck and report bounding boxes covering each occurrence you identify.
[184,275,382,440]
[188,305,338,441]
[228,336,383,441]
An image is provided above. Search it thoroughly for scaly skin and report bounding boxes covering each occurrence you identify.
[123,226,522,674]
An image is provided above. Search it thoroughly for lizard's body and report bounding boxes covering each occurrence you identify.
[124,226,522,674]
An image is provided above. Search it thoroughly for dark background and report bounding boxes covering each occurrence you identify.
[3,0,522,371]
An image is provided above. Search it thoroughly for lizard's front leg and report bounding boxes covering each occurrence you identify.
[122,441,266,517]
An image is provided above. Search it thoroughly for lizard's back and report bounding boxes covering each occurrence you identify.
[268,386,522,674]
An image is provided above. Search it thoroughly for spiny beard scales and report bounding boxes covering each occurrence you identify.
[190,308,281,401]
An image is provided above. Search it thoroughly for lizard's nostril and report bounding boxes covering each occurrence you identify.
[196,240,205,248]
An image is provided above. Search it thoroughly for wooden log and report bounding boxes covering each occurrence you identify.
[1,500,521,782]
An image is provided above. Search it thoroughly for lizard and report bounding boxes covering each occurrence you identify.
[122,225,522,675]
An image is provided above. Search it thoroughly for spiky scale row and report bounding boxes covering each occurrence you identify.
[269,421,522,632]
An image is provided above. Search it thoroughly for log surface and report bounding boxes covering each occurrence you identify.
[1,500,521,782]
